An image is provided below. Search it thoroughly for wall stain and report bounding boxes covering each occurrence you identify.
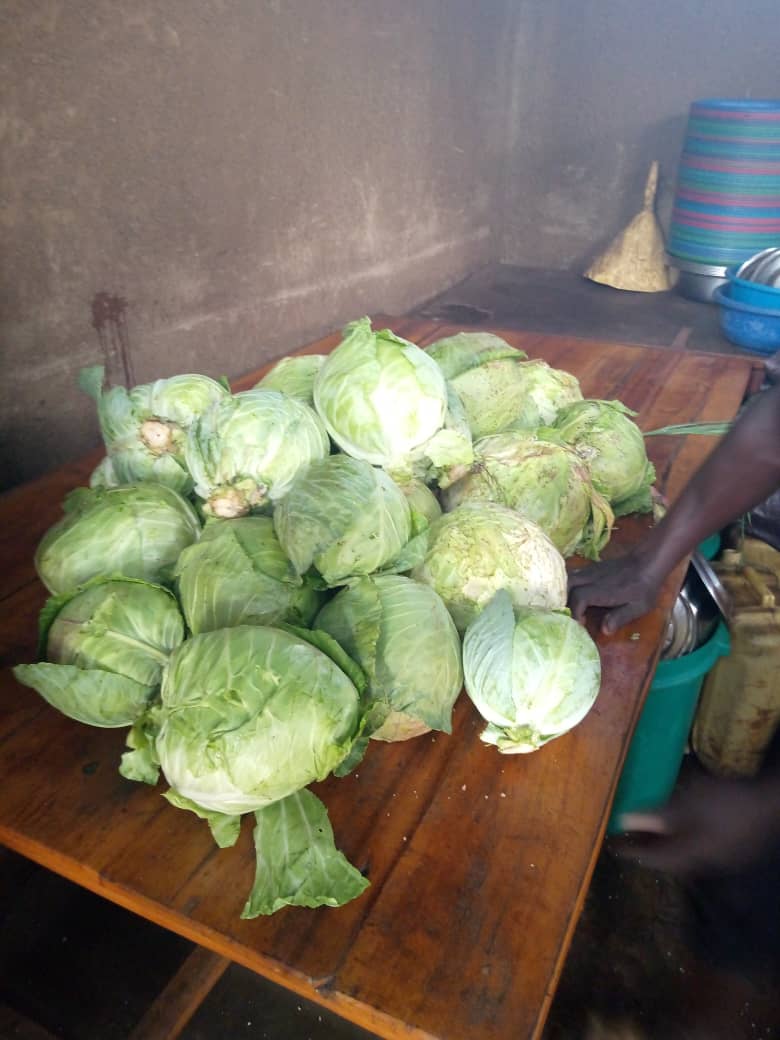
[91,292,135,388]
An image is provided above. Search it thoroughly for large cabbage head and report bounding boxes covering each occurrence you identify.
[79,366,229,494]
[426,332,527,440]
[273,455,423,586]
[313,317,472,482]
[411,501,567,633]
[315,575,462,741]
[504,360,583,431]
[185,388,329,518]
[463,590,601,753]
[155,625,365,814]
[254,354,326,407]
[442,431,614,559]
[35,485,201,594]
[551,399,656,516]
[13,578,184,727]
[175,517,324,634]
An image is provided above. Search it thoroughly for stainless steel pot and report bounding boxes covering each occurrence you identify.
[661,553,727,660]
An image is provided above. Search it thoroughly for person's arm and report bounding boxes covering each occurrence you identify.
[569,382,780,633]
[615,758,780,875]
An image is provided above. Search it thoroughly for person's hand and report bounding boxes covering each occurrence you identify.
[568,551,664,634]
[612,773,780,876]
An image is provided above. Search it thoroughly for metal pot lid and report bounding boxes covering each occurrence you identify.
[690,550,732,621]
[736,247,780,286]
[662,590,698,660]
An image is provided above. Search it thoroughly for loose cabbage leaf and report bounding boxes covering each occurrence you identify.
[164,789,242,848]
[242,789,369,917]
[12,663,155,728]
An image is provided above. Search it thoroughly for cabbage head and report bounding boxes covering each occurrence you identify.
[426,331,527,440]
[80,366,229,494]
[411,501,567,633]
[185,388,329,518]
[442,431,614,559]
[175,517,324,634]
[316,575,462,741]
[154,625,367,814]
[123,624,374,914]
[254,354,326,406]
[13,578,184,727]
[273,455,424,586]
[89,456,119,489]
[35,485,201,594]
[504,360,583,431]
[426,332,581,439]
[463,590,601,753]
[551,399,656,516]
[313,317,472,483]
[399,478,442,526]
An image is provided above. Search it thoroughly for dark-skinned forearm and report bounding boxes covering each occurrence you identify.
[639,384,780,580]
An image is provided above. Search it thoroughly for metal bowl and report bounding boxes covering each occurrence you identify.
[662,556,725,660]
[667,256,729,303]
[736,247,780,286]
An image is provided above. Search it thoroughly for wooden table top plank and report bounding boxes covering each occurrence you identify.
[333,530,677,1040]
[164,712,467,981]
[0,322,757,1040]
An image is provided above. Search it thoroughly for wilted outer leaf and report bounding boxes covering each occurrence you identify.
[243,789,369,916]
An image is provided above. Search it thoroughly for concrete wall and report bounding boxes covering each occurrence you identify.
[1,0,511,489]
[5,1,779,490]
[500,0,780,271]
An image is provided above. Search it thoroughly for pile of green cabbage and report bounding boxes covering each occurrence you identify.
[13,318,658,917]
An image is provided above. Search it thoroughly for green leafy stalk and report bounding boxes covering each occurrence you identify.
[644,421,732,437]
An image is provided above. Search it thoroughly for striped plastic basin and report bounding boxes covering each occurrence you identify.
[668,99,780,268]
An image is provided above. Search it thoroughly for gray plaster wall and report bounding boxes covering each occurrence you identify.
[500,0,780,271]
[1,0,511,489]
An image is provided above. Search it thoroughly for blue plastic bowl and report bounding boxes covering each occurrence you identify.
[726,267,780,309]
[714,286,780,355]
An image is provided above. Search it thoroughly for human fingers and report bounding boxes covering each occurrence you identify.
[601,600,648,635]
[567,582,627,621]
[566,563,603,590]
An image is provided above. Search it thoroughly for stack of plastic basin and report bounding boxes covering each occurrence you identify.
[667,99,780,302]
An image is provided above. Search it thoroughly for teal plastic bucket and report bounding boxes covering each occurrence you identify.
[608,621,730,833]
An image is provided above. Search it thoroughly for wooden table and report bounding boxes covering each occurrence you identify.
[0,320,759,1040]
